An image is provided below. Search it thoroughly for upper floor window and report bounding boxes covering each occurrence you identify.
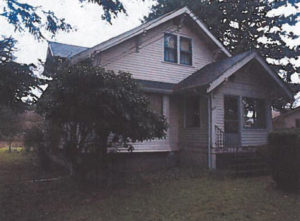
[164,34,177,63]
[180,37,192,65]
[164,34,193,65]
[242,97,266,129]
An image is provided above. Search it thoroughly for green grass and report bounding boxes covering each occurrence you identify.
[1,151,300,221]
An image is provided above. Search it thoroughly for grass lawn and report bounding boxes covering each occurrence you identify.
[1,148,300,221]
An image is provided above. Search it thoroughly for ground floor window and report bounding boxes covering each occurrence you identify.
[185,96,200,128]
[296,119,300,128]
[146,93,163,115]
[242,97,266,129]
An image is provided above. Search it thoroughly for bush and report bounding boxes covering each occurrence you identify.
[268,129,300,191]
[24,126,51,171]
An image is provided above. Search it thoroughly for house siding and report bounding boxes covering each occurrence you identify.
[93,21,214,152]
[98,21,214,84]
[273,110,300,129]
[211,68,273,147]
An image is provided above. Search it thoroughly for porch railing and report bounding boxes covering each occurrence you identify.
[215,125,224,149]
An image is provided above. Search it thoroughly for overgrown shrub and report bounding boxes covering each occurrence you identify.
[24,126,51,170]
[268,129,300,191]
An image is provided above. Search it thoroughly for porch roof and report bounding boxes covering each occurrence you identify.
[136,79,176,94]
[175,50,294,100]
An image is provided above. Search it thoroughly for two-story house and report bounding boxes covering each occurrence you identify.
[45,7,293,169]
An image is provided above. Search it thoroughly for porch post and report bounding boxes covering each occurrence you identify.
[208,93,216,169]
[163,95,170,143]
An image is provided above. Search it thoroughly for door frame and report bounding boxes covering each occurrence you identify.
[223,94,242,147]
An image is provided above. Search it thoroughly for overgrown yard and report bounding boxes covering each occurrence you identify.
[1,148,300,221]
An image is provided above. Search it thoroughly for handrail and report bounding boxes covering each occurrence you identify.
[215,125,224,149]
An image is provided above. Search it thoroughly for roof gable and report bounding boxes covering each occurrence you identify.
[176,50,293,100]
[70,7,231,63]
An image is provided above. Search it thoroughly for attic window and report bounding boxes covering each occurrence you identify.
[180,37,192,65]
[164,34,178,63]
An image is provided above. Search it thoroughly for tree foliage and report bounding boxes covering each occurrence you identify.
[0,39,42,110]
[0,37,43,142]
[144,0,300,85]
[37,60,167,173]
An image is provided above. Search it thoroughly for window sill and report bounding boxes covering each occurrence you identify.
[161,61,195,68]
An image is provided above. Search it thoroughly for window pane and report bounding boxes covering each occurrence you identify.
[147,93,163,115]
[165,48,177,63]
[296,119,300,128]
[180,37,192,65]
[164,34,177,49]
[186,96,200,127]
[243,97,266,129]
[180,37,191,52]
[180,52,192,65]
[164,34,177,63]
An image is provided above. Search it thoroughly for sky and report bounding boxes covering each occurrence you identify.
[1,0,300,105]
[0,0,156,64]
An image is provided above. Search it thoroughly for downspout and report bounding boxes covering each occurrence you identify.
[207,93,212,169]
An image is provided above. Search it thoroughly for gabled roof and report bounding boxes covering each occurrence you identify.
[176,51,251,91]
[71,6,231,62]
[176,50,294,100]
[48,41,89,58]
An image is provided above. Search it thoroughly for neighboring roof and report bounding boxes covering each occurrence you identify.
[136,79,176,94]
[175,50,294,100]
[48,41,89,58]
[71,6,231,63]
[273,106,300,121]
[176,51,252,91]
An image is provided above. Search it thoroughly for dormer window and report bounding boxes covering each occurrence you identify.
[164,34,192,66]
[164,34,178,63]
[180,37,192,65]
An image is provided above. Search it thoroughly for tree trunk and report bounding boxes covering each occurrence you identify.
[8,141,12,152]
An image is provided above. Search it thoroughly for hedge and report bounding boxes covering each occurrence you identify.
[268,129,300,191]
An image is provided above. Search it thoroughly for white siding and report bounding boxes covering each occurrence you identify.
[98,21,214,84]
[211,68,273,147]
[94,21,214,152]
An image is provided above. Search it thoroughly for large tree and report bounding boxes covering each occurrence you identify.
[144,0,300,106]
[0,38,42,143]
[37,60,167,176]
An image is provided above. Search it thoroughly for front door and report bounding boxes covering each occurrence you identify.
[224,95,240,147]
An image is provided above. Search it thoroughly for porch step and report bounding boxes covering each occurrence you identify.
[217,152,270,177]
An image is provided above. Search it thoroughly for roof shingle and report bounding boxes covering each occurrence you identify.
[49,41,89,58]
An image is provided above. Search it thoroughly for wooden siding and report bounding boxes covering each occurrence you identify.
[93,20,214,152]
[273,110,300,129]
[211,68,273,147]
[98,21,214,84]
